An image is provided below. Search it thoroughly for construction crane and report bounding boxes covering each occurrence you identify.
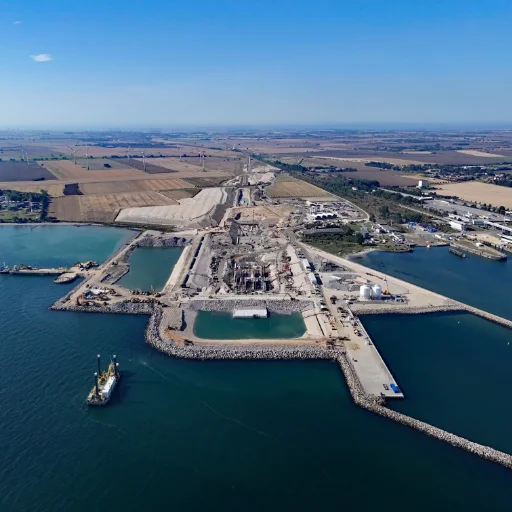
[383,276,391,295]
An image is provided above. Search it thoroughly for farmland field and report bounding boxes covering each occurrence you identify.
[41,160,143,180]
[266,177,336,200]
[433,181,512,209]
[0,182,65,197]
[78,177,194,195]
[456,150,506,158]
[185,176,228,188]
[71,158,134,171]
[297,150,509,166]
[0,161,56,182]
[296,159,421,186]
[49,191,177,222]
[158,189,200,201]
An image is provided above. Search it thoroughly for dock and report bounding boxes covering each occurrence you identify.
[9,267,68,275]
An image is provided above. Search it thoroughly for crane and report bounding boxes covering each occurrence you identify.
[383,276,391,295]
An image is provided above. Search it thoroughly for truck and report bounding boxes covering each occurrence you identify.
[390,383,401,394]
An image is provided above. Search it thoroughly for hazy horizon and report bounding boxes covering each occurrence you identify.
[1,0,511,128]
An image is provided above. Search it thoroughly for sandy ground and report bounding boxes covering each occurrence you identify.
[305,244,453,308]
[116,187,227,226]
[163,245,191,292]
[305,155,427,165]
[50,192,178,222]
[434,181,512,209]
[457,150,506,158]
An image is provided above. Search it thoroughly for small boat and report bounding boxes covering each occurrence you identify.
[449,247,466,258]
[0,263,9,274]
[86,355,120,406]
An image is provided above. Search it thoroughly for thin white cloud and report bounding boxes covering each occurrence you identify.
[13,21,22,25]
[31,54,53,62]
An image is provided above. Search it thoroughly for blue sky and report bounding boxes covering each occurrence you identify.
[1,0,511,128]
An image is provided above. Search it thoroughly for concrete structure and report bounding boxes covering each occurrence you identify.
[233,308,268,318]
[449,220,466,231]
[417,180,428,189]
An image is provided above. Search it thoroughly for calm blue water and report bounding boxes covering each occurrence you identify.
[1,227,512,511]
[358,246,512,320]
[194,311,306,339]
[118,246,184,291]
[362,312,512,454]
[0,225,135,268]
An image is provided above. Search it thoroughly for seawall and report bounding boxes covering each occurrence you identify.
[142,307,512,470]
[337,353,512,470]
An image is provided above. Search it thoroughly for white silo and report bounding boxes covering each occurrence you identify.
[359,285,372,300]
[371,285,382,300]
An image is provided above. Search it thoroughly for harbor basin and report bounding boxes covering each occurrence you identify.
[193,310,307,339]
[118,246,184,291]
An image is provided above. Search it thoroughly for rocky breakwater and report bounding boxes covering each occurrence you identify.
[50,299,155,316]
[337,352,512,470]
[350,303,465,315]
[146,307,337,361]
[137,234,192,248]
[189,298,313,314]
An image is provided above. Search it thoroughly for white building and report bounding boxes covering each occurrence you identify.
[417,180,429,189]
[449,220,466,231]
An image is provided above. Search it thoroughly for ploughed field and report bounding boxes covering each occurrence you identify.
[125,156,242,174]
[78,177,195,195]
[0,161,56,182]
[49,192,179,222]
[41,160,143,180]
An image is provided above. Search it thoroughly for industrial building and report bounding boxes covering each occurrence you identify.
[449,220,467,231]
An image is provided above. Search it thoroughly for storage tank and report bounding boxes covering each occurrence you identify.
[371,285,382,300]
[359,285,372,300]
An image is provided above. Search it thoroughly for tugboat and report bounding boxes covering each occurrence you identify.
[86,354,120,406]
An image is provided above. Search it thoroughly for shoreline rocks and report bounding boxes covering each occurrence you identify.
[189,299,313,314]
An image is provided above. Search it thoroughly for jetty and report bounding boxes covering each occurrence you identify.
[450,241,507,261]
[40,229,512,471]
[8,264,68,275]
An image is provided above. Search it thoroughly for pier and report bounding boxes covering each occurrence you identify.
[15,227,512,472]
[8,267,68,275]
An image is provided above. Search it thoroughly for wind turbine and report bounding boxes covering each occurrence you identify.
[85,144,90,170]
[21,146,28,164]
[66,145,77,165]
[125,145,131,162]
[202,150,205,171]
[140,150,146,172]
